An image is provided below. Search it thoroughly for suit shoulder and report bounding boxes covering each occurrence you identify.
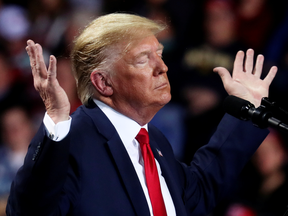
[148,124,169,141]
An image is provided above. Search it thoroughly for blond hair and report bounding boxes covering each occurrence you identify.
[71,13,166,105]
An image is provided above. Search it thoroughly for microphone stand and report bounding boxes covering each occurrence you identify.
[261,97,288,124]
[249,97,288,133]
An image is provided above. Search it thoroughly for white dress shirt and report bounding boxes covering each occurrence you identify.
[43,99,176,216]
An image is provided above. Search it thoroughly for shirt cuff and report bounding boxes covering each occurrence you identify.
[43,112,72,141]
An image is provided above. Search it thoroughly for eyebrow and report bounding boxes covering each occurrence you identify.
[135,43,164,59]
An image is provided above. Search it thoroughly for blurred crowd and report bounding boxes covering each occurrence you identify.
[1,0,288,215]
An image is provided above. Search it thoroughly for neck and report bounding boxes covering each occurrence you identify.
[97,97,162,126]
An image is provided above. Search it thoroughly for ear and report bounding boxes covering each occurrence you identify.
[90,71,113,97]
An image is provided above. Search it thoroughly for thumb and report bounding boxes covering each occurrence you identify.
[47,55,58,83]
[213,66,232,86]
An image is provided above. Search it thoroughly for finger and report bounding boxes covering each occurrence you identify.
[253,54,264,78]
[26,40,37,73]
[244,49,254,73]
[26,39,35,50]
[26,40,42,86]
[35,44,48,79]
[26,40,38,61]
[264,66,278,85]
[47,55,57,82]
[213,66,232,86]
[26,40,33,58]
[232,50,244,77]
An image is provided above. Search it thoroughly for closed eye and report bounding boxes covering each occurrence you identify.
[157,43,164,58]
[136,54,149,65]
[157,52,163,59]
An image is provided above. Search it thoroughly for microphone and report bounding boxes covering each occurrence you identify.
[224,95,288,133]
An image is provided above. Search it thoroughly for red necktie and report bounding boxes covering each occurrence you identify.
[136,128,167,216]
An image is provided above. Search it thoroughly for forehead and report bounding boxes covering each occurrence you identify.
[125,35,163,55]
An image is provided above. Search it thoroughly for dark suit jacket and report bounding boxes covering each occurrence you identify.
[6,101,268,216]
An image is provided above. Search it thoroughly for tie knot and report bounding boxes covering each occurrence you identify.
[136,128,149,145]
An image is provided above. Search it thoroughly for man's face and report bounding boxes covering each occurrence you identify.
[110,35,171,114]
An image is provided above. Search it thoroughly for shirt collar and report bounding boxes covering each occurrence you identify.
[93,99,148,145]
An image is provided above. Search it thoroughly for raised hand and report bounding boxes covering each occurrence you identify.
[214,49,277,107]
[26,40,70,123]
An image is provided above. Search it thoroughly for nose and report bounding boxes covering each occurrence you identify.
[153,55,168,76]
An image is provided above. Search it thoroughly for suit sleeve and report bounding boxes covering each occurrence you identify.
[181,114,269,215]
[6,123,73,216]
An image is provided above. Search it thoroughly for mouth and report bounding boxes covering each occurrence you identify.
[155,82,169,90]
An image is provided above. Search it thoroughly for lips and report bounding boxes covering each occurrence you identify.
[155,82,169,90]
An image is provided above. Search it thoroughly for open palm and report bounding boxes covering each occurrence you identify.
[26,40,70,123]
[214,49,277,107]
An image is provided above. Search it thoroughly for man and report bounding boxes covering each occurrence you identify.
[6,13,277,216]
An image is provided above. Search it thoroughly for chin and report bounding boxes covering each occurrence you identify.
[159,93,172,106]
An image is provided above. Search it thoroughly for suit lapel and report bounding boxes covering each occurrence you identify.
[83,102,150,216]
[149,127,187,216]
[107,135,150,216]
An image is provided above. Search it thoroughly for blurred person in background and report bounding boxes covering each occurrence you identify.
[29,0,101,57]
[182,0,244,115]
[250,130,288,215]
[0,106,35,216]
[212,130,288,216]
[28,0,97,59]
[68,0,102,15]
[236,0,273,54]
[181,0,246,163]
[261,4,288,113]
[28,0,72,56]
[0,4,31,75]
[0,4,46,121]
[0,50,31,120]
